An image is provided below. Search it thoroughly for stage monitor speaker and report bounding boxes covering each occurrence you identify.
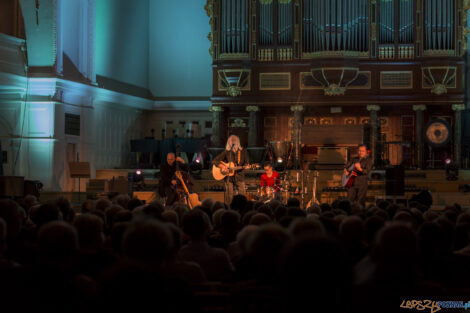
[385,166,404,196]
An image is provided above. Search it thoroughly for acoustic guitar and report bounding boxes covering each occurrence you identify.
[174,171,201,209]
[212,161,259,181]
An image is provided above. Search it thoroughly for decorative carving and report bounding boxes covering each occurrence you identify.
[227,86,242,97]
[205,0,214,58]
[230,118,247,128]
[204,0,213,17]
[246,106,260,112]
[290,105,304,112]
[422,67,457,95]
[452,104,466,111]
[306,67,362,96]
[209,106,224,112]
[412,105,427,111]
[301,71,370,90]
[304,117,317,125]
[320,118,333,125]
[360,118,370,124]
[344,117,356,125]
[259,0,273,3]
[462,0,470,52]
[209,45,214,58]
[324,84,346,96]
[366,105,380,112]
[431,83,447,95]
[218,69,251,96]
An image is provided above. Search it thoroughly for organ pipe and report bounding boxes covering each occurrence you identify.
[278,1,292,45]
[398,0,414,43]
[221,0,249,54]
[379,0,394,44]
[301,0,370,53]
[424,0,454,50]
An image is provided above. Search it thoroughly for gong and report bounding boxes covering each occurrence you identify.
[424,119,451,148]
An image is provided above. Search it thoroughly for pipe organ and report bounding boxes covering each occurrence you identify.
[205,0,470,169]
[220,0,250,54]
[302,0,369,53]
[210,0,467,59]
[424,0,454,51]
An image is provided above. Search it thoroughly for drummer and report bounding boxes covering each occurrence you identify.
[260,161,280,199]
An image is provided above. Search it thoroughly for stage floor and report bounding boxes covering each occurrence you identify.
[37,169,470,208]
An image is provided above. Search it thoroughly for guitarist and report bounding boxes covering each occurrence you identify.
[344,144,372,207]
[213,135,250,205]
[159,152,188,206]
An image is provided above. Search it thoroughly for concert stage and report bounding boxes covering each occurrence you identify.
[38,168,470,208]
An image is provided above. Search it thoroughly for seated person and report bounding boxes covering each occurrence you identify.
[159,153,188,206]
[260,162,280,201]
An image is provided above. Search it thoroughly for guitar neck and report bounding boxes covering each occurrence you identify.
[175,172,190,194]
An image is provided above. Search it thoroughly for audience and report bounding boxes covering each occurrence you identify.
[178,209,234,281]
[0,192,468,313]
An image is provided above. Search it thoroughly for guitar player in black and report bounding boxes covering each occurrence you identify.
[213,135,250,205]
[344,144,373,207]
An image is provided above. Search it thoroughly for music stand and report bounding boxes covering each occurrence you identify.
[69,162,90,202]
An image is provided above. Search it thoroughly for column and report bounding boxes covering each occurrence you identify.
[246,105,261,147]
[210,105,225,147]
[413,105,426,169]
[452,104,465,167]
[290,105,303,169]
[366,105,380,165]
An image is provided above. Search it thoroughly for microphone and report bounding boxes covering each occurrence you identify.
[231,143,235,149]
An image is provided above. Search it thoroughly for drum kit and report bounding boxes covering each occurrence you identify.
[247,170,315,205]
[247,141,318,206]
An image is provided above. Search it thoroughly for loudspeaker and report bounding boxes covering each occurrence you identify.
[385,166,404,196]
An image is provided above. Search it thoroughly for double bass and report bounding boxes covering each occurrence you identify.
[174,171,201,209]
[175,145,200,209]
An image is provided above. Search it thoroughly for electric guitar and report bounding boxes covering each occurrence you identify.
[341,163,358,187]
[212,161,259,181]
[174,171,201,209]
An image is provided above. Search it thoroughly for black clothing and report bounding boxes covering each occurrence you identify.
[345,156,373,206]
[213,149,250,204]
[158,161,188,205]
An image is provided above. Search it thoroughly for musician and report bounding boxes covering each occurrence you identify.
[260,162,280,199]
[159,152,188,206]
[344,144,372,207]
[213,135,249,205]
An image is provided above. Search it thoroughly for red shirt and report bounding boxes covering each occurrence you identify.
[260,171,280,192]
